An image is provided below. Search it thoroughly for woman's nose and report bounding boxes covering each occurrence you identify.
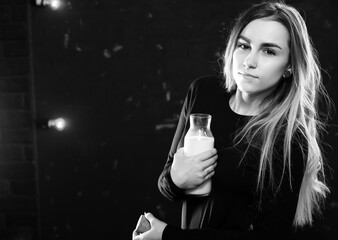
[243,52,257,69]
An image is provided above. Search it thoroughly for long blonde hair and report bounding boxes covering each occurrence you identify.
[223,1,330,227]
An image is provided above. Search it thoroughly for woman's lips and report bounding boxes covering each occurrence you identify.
[239,72,258,80]
[240,72,258,78]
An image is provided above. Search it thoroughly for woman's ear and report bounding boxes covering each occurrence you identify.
[283,67,292,78]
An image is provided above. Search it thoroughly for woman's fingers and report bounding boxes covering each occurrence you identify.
[200,155,218,170]
[197,148,217,161]
[132,230,142,240]
[172,147,217,188]
[204,167,215,180]
[144,212,155,224]
[204,161,217,175]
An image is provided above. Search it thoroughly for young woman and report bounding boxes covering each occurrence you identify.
[133,1,330,239]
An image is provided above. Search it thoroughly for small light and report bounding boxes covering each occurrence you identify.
[35,0,63,10]
[50,0,62,10]
[48,118,66,131]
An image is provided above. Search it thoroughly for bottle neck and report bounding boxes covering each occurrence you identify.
[190,115,211,129]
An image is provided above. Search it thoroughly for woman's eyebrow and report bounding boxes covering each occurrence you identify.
[238,35,283,50]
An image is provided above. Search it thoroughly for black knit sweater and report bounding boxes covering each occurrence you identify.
[158,76,305,240]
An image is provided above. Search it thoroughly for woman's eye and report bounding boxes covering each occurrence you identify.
[263,49,276,55]
[237,43,249,50]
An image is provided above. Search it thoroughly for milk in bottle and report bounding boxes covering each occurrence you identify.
[184,113,214,196]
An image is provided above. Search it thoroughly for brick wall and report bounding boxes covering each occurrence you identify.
[0,0,38,239]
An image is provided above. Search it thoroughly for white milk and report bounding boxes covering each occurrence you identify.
[184,136,214,195]
[184,136,214,156]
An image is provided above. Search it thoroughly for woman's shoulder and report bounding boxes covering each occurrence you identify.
[183,75,231,116]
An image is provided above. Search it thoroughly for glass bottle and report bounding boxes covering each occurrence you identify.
[184,113,214,196]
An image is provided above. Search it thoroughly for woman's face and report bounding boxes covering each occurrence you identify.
[232,18,290,96]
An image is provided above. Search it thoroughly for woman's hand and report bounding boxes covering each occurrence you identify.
[132,213,167,240]
[170,147,218,189]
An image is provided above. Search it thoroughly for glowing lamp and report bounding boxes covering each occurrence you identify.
[35,0,63,10]
[36,118,67,131]
[48,118,66,131]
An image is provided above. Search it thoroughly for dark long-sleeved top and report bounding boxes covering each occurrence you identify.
[158,76,306,240]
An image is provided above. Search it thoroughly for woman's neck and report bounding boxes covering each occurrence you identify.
[230,89,269,116]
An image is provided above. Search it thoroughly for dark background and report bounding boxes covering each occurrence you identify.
[0,0,337,239]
